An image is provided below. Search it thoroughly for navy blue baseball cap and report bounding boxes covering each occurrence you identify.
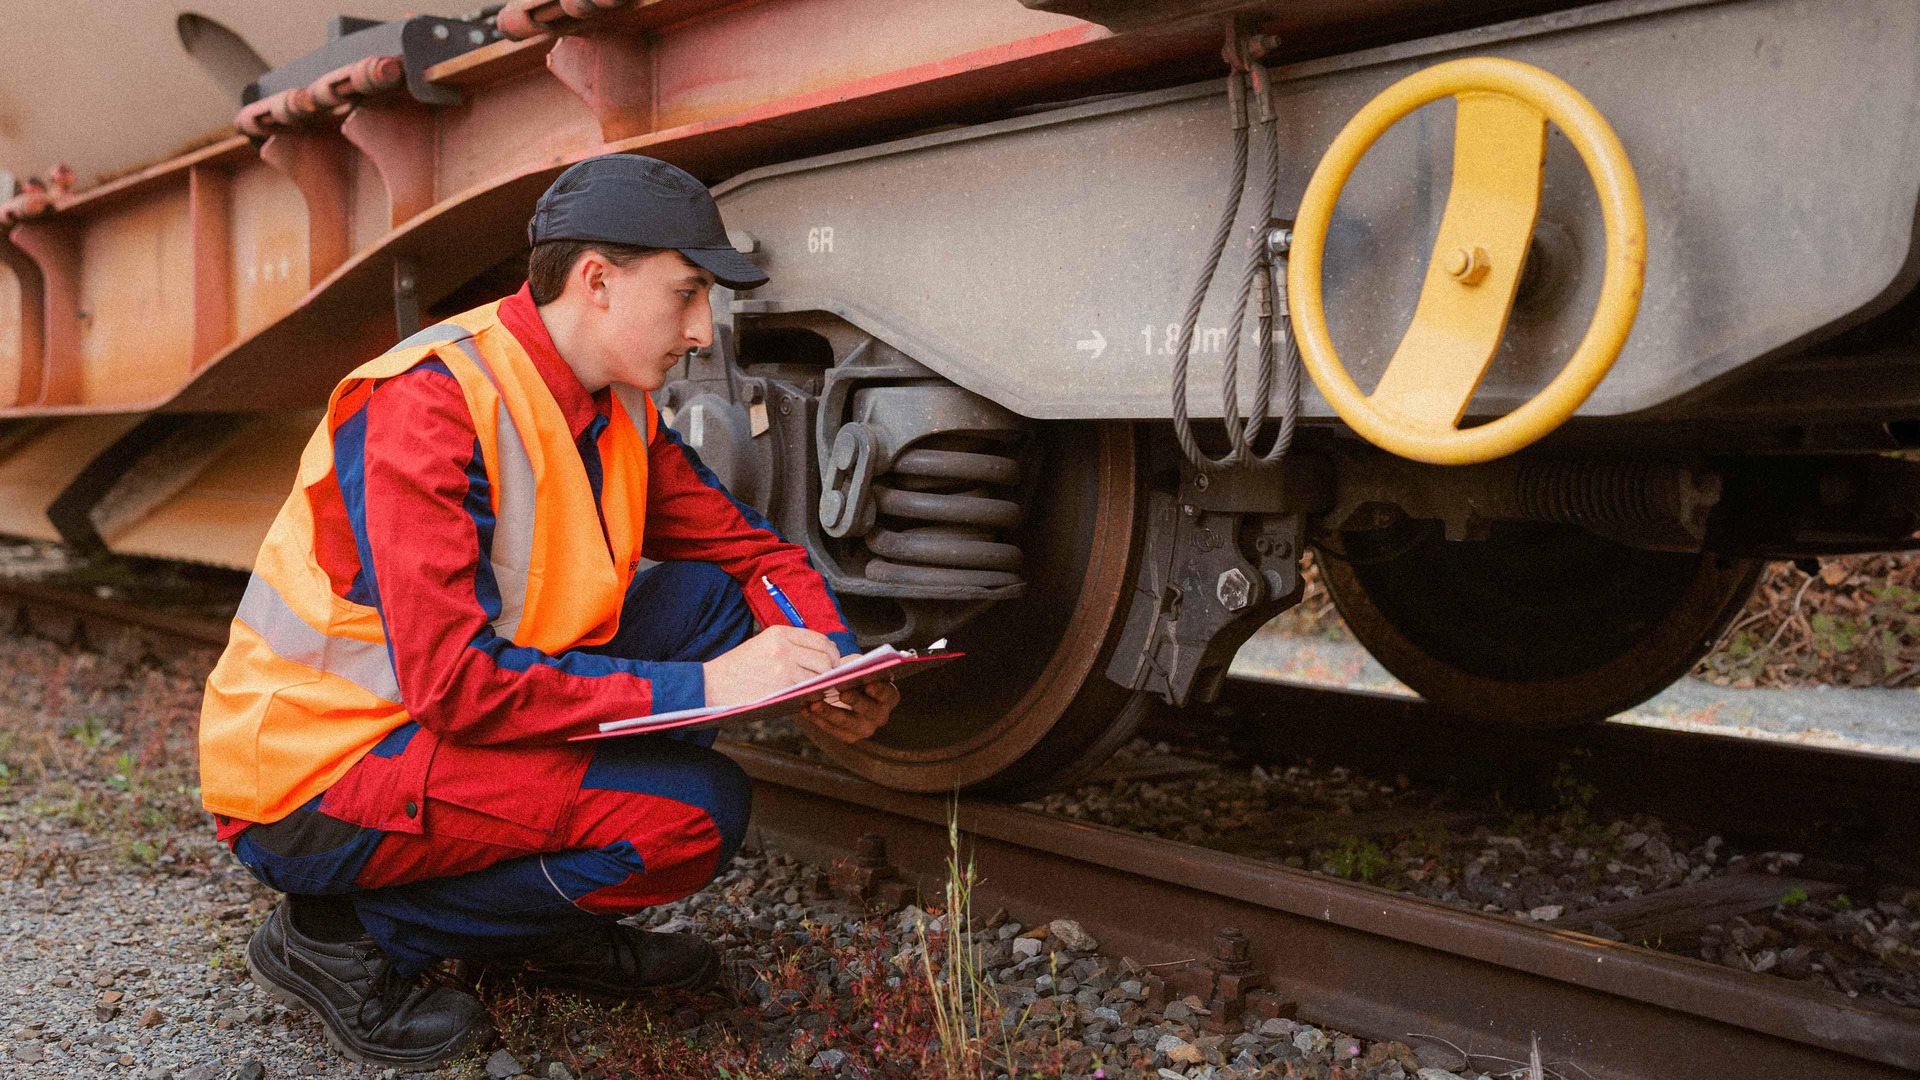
[528,154,768,290]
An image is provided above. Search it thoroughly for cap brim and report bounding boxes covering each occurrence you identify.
[681,245,769,290]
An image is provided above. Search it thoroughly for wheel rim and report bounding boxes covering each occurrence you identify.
[1318,522,1760,728]
[811,421,1145,794]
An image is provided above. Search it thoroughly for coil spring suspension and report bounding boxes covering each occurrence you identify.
[1513,460,1721,534]
[862,435,1026,589]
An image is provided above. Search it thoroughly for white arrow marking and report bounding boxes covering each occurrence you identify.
[1075,330,1107,359]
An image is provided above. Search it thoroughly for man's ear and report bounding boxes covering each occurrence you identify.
[576,250,611,308]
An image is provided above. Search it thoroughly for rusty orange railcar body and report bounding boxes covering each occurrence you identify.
[0,0,1201,420]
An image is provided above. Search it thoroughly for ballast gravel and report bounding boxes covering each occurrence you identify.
[1,818,1519,1080]
[2,587,1916,1076]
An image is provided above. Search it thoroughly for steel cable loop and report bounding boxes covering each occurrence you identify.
[1170,70,1252,472]
[1170,63,1304,472]
[1245,87,1302,466]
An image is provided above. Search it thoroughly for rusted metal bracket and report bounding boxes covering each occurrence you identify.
[45,415,243,556]
[0,234,47,405]
[188,165,234,370]
[6,218,82,406]
[341,99,438,226]
[547,34,656,144]
[258,132,354,287]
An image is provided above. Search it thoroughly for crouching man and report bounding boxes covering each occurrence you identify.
[197,155,897,1069]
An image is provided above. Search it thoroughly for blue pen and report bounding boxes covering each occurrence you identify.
[761,575,806,628]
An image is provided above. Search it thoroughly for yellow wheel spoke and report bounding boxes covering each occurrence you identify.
[1368,92,1546,432]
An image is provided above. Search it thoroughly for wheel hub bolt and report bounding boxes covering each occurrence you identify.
[1446,245,1491,285]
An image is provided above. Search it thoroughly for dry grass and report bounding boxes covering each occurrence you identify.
[0,631,215,873]
[459,817,1062,1079]
[1698,553,1920,689]
[1270,548,1920,690]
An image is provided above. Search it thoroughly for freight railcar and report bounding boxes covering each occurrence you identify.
[3,0,1917,795]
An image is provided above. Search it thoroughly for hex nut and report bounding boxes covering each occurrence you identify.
[1216,567,1253,611]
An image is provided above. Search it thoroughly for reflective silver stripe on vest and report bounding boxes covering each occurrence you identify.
[234,575,402,703]
[443,338,651,643]
[444,337,537,642]
[385,322,475,356]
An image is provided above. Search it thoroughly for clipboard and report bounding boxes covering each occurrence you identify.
[569,644,964,741]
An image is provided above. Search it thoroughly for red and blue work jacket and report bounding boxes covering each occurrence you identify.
[199,284,852,834]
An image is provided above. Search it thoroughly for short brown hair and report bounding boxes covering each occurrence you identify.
[526,240,663,305]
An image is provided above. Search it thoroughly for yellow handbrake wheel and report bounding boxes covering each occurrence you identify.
[1287,57,1645,466]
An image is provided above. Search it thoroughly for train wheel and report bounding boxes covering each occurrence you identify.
[809,421,1148,797]
[1317,521,1761,728]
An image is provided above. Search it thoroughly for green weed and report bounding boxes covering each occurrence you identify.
[67,713,122,750]
[1325,835,1391,884]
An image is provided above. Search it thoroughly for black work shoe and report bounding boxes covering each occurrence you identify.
[515,922,720,1000]
[246,899,491,1069]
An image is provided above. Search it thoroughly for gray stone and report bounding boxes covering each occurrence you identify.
[894,905,933,933]
[1011,937,1043,959]
[1157,1071,1186,1080]
[12,1044,46,1064]
[1048,918,1098,952]
[1292,1025,1329,1056]
[547,1063,574,1079]
[179,1066,223,1080]
[486,1048,525,1079]
[1167,1042,1208,1065]
[233,1061,266,1080]
[1154,1033,1190,1054]
[1258,1017,1297,1038]
[1417,1070,1467,1080]
[1414,1043,1470,1073]
[809,1048,849,1070]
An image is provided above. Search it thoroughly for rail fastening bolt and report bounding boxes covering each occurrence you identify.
[1213,927,1253,971]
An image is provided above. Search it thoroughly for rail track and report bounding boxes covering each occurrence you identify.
[7,579,1920,1079]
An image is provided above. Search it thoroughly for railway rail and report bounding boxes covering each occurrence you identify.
[8,579,1920,1078]
[744,745,1920,1080]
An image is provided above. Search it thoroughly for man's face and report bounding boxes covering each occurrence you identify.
[595,250,716,392]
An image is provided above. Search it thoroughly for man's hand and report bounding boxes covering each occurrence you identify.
[702,625,840,707]
[800,656,901,744]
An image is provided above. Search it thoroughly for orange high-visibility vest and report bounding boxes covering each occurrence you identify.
[198,300,658,825]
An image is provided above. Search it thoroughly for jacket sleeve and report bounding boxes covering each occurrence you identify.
[641,422,859,656]
[346,367,705,746]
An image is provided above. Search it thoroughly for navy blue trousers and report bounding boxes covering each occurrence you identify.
[229,561,755,975]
